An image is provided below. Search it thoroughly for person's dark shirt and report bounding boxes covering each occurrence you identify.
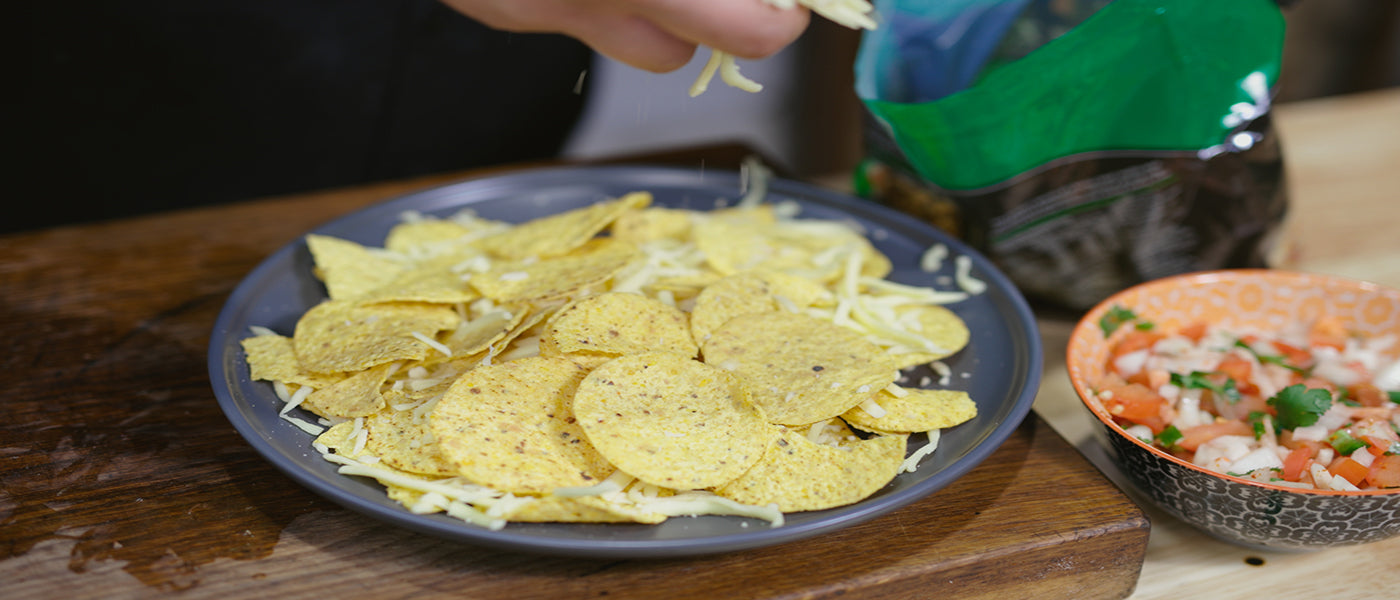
[13,0,593,233]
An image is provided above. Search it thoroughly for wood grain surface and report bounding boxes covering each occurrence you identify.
[0,145,1148,599]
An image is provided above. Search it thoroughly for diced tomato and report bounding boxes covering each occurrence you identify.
[1126,368,1170,390]
[1111,330,1164,359]
[1270,340,1314,368]
[1348,382,1388,407]
[1328,456,1370,487]
[1310,316,1349,351]
[1349,405,1394,419]
[1101,381,1169,433]
[1177,420,1253,452]
[1282,446,1313,482]
[1178,322,1208,342]
[1366,454,1400,488]
[1353,418,1400,457]
[1361,435,1395,457]
[1211,355,1259,395]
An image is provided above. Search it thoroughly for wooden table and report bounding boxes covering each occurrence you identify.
[4,86,1396,599]
[1,149,1145,597]
[1031,86,1400,599]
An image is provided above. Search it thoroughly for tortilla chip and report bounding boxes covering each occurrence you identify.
[292,300,459,373]
[301,361,398,418]
[572,352,776,490]
[842,389,978,434]
[469,238,638,302]
[714,428,906,512]
[694,219,891,283]
[546,292,698,358]
[689,272,780,346]
[474,192,651,260]
[610,207,693,244]
[384,219,490,258]
[359,260,479,305]
[701,312,896,426]
[885,305,971,366]
[241,333,346,389]
[313,420,362,457]
[429,356,612,493]
[306,234,409,300]
[364,405,458,476]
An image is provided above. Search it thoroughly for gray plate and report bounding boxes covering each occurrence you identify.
[208,165,1042,558]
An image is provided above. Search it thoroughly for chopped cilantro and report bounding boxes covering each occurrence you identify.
[1389,390,1400,404]
[1233,339,1307,374]
[1247,411,1269,440]
[1155,425,1183,448]
[1340,398,1362,408]
[1267,384,1333,430]
[1134,321,1155,331]
[1170,371,1241,404]
[1329,430,1368,455]
[1100,305,1139,336]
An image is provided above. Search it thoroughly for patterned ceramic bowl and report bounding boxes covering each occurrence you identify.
[1067,269,1400,550]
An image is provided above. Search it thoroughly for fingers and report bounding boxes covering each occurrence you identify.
[628,0,810,60]
[438,0,809,73]
[566,12,699,73]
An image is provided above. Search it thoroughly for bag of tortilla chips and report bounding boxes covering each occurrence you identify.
[853,0,1289,310]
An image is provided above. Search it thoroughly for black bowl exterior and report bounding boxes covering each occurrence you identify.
[1101,423,1400,550]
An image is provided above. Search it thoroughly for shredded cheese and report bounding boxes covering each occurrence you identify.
[689,0,877,96]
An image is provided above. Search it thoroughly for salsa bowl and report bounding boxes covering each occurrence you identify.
[1067,269,1400,550]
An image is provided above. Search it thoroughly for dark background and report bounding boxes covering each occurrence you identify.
[11,1,591,233]
[8,0,1398,235]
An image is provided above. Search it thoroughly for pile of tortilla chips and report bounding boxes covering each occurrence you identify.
[241,187,980,530]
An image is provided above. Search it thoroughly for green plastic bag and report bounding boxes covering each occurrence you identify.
[854,0,1289,310]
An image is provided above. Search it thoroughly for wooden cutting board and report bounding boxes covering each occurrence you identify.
[0,147,1149,599]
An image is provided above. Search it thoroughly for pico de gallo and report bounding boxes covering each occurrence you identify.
[1094,306,1400,491]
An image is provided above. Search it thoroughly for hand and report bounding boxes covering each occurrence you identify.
[439,0,811,73]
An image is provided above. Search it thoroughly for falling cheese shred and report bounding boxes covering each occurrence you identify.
[690,0,878,96]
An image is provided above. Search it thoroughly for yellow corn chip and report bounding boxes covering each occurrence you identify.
[359,261,479,305]
[702,312,896,426]
[313,420,361,456]
[469,238,638,302]
[689,272,780,346]
[474,192,651,260]
[842,389,977,434]
[546,292,698,358]
[306,234,409,300]
[572,352,776,490]
[241,333,346,389]
[695,220,891,283]
[292,300,459,373]
[301,361,397,418]
[440,308,523,358]
[610,206,693,244]
[884,305,971,368]
[430,356,612,493]
[384,218,504,259]
[687,268,833,345]
[714,428,906,512]
[538,335,617,370]
[364,406,458,476]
